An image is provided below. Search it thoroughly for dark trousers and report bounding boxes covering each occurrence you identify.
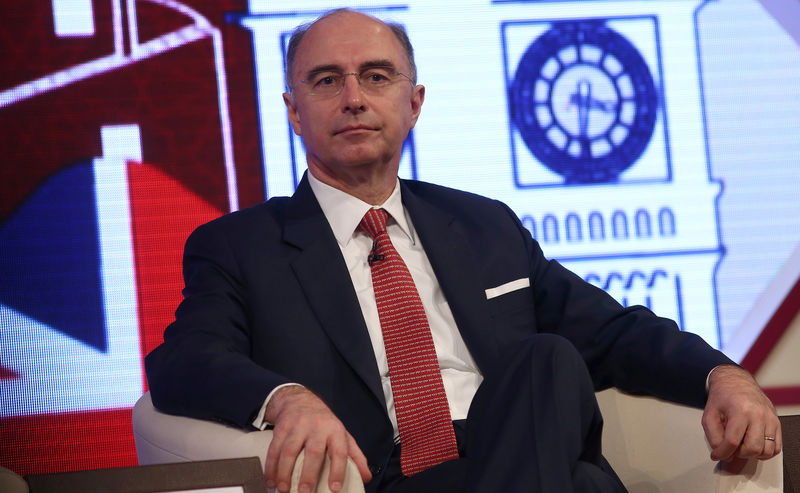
[376,334,628,493]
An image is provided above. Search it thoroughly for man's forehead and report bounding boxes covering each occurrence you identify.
[308,10,386,37]
[294,12,405,71]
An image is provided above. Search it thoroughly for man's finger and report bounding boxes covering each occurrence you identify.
[702,410,726,459]
[347,433,373,483]
[718,416,748,461]
[759,436,776,460]
[275,437,304,493]
[759,422,782,459]
[325,433,350,493]
[707,412,746,461]
[739,417,775,459]
[265,432,286,489]
[738,421,767,459]
[298,438,327,493]
[775,424,783,454]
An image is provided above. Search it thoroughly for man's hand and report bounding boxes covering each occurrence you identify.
[263,386,372,493]
[703,364,782,462]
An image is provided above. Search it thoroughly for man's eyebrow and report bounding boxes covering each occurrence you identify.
[359,60,397,71]
[305,64,343,79]
[305,60,398,78]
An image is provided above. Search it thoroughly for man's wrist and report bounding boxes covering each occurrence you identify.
[706,363,747,393]
[252,383,305,430]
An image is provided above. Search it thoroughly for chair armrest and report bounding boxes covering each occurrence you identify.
[717,453,784,492]
[132,391,272,466]
[132,391,365,493]
[597,389,783,493]
[0,466,28,493]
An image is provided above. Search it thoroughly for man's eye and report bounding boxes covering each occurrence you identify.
[364,71,390,83]
[317,76,338,86]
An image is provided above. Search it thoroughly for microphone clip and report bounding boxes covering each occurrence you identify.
[367,241,385,266]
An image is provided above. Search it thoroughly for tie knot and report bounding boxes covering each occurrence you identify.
[359,208,389,240]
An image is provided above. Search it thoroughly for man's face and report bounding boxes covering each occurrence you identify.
[283,12,424,181]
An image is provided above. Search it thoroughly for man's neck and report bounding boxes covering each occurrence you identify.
[308,164,398,206]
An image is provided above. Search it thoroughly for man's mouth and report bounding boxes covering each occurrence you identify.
[335,124,376,135]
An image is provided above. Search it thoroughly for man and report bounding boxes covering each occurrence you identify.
[145,8,781,493]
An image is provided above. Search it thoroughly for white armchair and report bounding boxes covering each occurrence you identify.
[132,392,365,493]
[595,389,783,492]
[132,389,784,493]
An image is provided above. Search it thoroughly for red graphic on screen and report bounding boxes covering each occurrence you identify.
[0,0,262,475]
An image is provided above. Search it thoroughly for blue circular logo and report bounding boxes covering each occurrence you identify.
[509,20,659,184]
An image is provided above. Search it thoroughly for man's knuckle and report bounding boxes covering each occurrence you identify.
[322,416,342,430]
[306,442,326,455]
[267,444,282,458]
[748,404,765,417]
[742,442,761,455]
[282,439,304,456]
[300,469,318,483]
[722,437,739,449]
[329,448,348,461]
[742,449,759,458]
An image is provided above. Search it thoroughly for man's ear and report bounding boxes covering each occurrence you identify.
[408,84,425,130]
[283,92,303,136]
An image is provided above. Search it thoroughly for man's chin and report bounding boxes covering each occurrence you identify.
[331,148,387,168]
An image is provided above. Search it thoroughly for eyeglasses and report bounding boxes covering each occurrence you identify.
[291,68,413,98]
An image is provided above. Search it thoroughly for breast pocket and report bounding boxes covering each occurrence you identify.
[486,284,537,341]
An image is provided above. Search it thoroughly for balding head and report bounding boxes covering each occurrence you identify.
[284,9,417,89]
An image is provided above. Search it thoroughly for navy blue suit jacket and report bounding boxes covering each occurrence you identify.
[145,175,732,485]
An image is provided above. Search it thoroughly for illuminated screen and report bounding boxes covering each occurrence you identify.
[1,0,798,476]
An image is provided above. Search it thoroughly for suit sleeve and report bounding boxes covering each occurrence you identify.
[500,202,733,408]
[144,220,290,428]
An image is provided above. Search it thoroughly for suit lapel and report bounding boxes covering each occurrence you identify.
[401,182,500,376]
[282,177,385,406]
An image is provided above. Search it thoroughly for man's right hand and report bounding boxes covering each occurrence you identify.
[264,386,372,493]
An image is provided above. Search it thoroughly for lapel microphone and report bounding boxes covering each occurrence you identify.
[367,241,385,266]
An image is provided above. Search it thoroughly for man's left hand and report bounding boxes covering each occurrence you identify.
[703,364,782,462]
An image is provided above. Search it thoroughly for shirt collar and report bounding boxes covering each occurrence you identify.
[307,172,415,247]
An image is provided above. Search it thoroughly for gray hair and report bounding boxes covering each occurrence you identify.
[284,8,418,90]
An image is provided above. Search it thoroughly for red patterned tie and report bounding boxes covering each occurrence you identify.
[359,208,459,476]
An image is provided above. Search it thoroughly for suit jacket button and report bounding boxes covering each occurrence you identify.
[369,464,382,475]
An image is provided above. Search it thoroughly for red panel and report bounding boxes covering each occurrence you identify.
[0,0,114,90]
[127,161,223,382]
[0,409,137,476]
[1,38,230,220]
[741,277,800,373]
[0,0,261,477]
[763,386,800,406]
[137,0,194,44]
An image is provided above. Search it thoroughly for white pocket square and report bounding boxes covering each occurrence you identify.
[485,278,530,300]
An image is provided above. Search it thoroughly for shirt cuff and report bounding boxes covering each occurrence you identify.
[251,383,305,430]
[706,367,715,393]
[706,364,739,393]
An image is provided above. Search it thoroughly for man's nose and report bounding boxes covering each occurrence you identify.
[341,73,365,112]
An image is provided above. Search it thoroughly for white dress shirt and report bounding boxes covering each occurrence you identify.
[254,174,484,437]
